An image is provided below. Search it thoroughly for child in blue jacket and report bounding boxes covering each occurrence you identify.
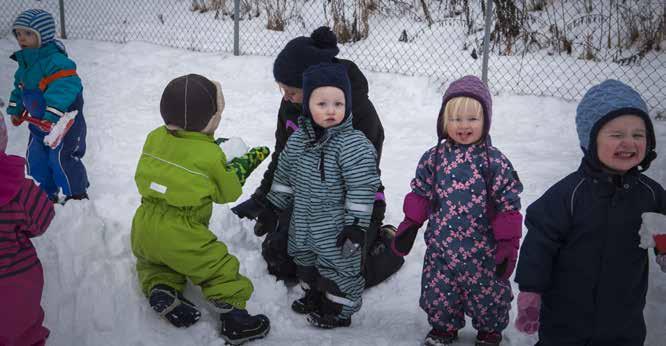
[6,9,89,203]
[514,80,666,346]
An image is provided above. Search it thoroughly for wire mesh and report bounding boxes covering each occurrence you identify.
[1,0,664,114]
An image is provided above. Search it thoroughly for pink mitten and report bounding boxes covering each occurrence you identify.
[390,192,429,257]
[515,291,541,334]
[657,254,666,273]
[495,238,519,280]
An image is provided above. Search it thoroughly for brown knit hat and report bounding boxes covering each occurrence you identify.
[160,74,223,132]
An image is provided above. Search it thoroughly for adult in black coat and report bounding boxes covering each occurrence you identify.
[231,26,403,288]
[514,80,665,346]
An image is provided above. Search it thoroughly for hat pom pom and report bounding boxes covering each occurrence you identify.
[311,26,337,49]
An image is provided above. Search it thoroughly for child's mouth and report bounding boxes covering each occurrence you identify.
[614,151,636,159]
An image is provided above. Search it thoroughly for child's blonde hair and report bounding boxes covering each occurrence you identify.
[441,96,483,134]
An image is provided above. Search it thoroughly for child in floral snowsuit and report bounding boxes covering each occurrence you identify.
[391,76,523,346]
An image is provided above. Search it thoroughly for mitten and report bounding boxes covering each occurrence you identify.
[656,254,666,273]
[11,115,23,126]
[254,203,280,237]
[495,238,519,280]
[231,194,266,220]
[227,146,270,186]
[654,234,666,254]
[391,219,421,256]
[390,192,429,256]
[43,110,77,149]
[491,211,523,280]
[336,225,365,258]
[515,291,541,335]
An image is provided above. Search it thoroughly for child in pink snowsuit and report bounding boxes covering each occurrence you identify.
[0,115,55,345]
[391,76,523,346]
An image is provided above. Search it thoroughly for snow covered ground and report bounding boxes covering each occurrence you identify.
[1,37,665,346]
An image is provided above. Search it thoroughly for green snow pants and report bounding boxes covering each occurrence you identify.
[131,198,253,309]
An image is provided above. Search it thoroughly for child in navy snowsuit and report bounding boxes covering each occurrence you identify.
[514,80,666,346]
[6,9,89,203]
[391,76,523,346]
[265,63,380,328]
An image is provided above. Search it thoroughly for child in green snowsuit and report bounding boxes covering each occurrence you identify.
[131,74,271,345]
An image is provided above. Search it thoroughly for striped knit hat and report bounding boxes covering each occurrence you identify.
[13,9,56,47]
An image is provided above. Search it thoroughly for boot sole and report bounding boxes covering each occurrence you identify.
[222,323,270,345]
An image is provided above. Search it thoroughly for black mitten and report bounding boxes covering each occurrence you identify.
[254,204,280,236]
[231,194,266,219]
[336,225,366,257]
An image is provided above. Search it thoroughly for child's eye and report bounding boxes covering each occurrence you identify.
[335,102,344,107]
[633,133,645,139]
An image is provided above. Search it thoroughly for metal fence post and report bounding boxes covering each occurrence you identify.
[481,0,493,85]
[58,0,67,39]
[233,0,240,56]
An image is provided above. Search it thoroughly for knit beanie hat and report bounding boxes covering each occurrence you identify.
[302,63,352,124]
[576,79,656,171]
[0,115,7,153]
[160,74,225,132]
[13,9,56,47]
[438,75,493,141]
[273,26,340,88]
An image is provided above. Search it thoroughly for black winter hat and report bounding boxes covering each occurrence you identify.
[302,63,352,123]
[273,26,340,88]
[160,74,218,132]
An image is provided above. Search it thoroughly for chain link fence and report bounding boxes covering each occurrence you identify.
[2,0,665,114]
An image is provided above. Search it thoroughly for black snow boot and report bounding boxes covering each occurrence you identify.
[291,287,322,314]
[424,328,459,346]
[148,284,201,328]
[212,301,270,345]
[475,331,502,346]
[305,296,351,329]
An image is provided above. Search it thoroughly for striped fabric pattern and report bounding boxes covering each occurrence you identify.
[0,179,54,280]
[267,115,379,318]
[13,9,56,46]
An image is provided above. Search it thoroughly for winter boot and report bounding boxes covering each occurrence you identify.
[475,331,502,346]
[148,284,201,328]
[291,286,322,314]
[305,295,351,329]
[211,301,270,345]
[65,192,89,202]
[423,328,459,346]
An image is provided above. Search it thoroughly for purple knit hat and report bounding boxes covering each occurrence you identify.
[437,75,492,141]
[0,114,7,153]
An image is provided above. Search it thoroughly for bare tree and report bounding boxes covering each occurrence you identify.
[264,0,288,31]
[330,0,372,43]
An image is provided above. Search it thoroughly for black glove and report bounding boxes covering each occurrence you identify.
[231,195,266,220]
[370,199,386,229]
[336,225,366,257]
[254,206,279,237]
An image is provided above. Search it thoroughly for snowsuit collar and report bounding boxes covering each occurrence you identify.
[579,156,641,196]
[298,113,354,149]
[0,153,26,206]
[11,41,66,66]
[163,126,215,143]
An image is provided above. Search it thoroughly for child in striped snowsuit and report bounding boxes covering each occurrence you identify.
[6,9,89,203]
[391,76,523,346]
[265,63,380,328]
[0,114,55,345]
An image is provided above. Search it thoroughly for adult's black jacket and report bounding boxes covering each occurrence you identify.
[515,158,666,345]
[254,58,384,199]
